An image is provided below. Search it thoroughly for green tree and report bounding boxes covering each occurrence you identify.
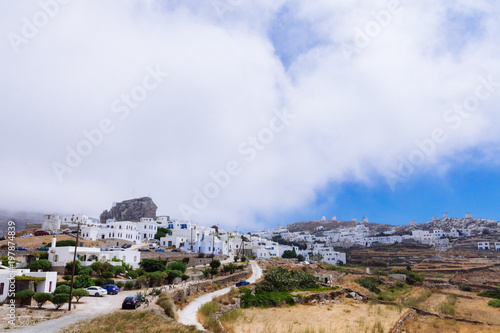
[72,288,89,302]
[14,289,35,307]
[113,266,126,277]
[202,268,211,279]
[297,254,306,262]
[90,262,103,275]
[125,281,134,290]
[148,271,166,287]
[33,293,53,308]
[241,255,247,262]
[282,250,297,259]
[65,260,82,275]
[80,266,93,276]
[54,284,71,294]
[73,274,94,289]
[154,227,172,240]
[139,259,165,272]
[234,255,239,262]
[28,259,52,272]
[52,293,70,310]
[126,270,138,279]
[209,260,221,269]
[101,271,114,279]
[167,260,187,273]
[165,269,182,284]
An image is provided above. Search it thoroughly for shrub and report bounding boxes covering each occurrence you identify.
[241,256,247,262]
[202,268,211,279]
[126,271,139,279]
[356,277,383,294]
[165,269,182,284]
[101,271,114,279]
[73,274,94,289]
[125,281,134,290]
[459,285,471,292]
[390,269,424,285]
[52,293,70,309]
[324,264,348,274]
[297,254,306,262]
[113,266,126,277]
[209,260,221,269]
[116,281,124,289]
[240,289,295,308]
[234,256,239,262]
[259,267,319,292]
[139,259,165,273]
[65,260,82,275]
[33,293,53,308]
[440,302,455,315]
[282,250,297,258]
[488,299,500,308]
[54,284,71,294]
[135,269,146,276]
[56,240,76,247]
[28,259,52,272]
[477,289,500,299]
[72,288,89,302]
[182,274,189,281]
[199,301,219,317]
[63,275,72,281]
[167,260,187,273]
[80,267,93,276]
[14,289,35,307]
[156,292,178,320]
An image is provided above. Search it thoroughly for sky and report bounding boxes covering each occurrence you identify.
[1,0,500,231]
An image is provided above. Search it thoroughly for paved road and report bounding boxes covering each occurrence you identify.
[13,289,140,333]
[177,260,263,330]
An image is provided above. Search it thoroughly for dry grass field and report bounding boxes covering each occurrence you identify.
[223,301,404,333]
[404,316,500,333]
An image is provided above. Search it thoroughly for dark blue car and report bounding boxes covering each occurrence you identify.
[102,284,119,295]
[236,280,250,287]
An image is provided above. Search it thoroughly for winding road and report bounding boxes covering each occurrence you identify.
[177,260,263,330]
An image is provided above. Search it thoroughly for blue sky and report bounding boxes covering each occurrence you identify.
[1,1,500,231]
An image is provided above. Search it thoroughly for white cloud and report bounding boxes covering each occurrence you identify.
[1,0,499,230]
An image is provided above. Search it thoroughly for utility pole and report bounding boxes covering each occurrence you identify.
[212,232,215,259]
[68,220,81,311]
[190,225,193,251]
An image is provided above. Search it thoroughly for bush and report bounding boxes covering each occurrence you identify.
[72,288,89,302]
[390,269,424,285]
[181,274,189,281]
[125,281,134,290]
[116,282,124,289]
[165,269,182,284]
[324,264,348,274]
[282,250,297,259]
[209,260,221,269]
[80,267,93,276]
[101,271,114,279]
[113,266,126,277]
[488,299,500,308]
[459,285,471,292]
[440,302,455,315]
[258,267,319,292]
[73,274,94,289]
[65,260,82,275]
[477,289,500,299]
[126,271,139,279]
[234,256,239,262]
[54,284,71,294]
[139,259,165,273]
[356,277,383,294]
[167,260,187,273]
[241,256,247,262]
[156,292,178,320]
[28,259,52,271]
[63,275,72,281]
[202,268,211,279]
[33,293,53,308]
[56,240,76,247]
[240,289,295,308]
[135,268,146,276]
[14,289,35,307]
[52,293,70,309]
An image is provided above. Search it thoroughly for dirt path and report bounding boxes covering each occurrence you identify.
[177,260,263,330]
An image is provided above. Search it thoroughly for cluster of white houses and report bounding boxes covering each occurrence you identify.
[477,241,500,251]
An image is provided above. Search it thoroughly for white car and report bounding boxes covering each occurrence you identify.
[86,286,108,297]
[20,233,33,238]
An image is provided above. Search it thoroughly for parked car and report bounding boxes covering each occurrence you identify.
[102,284,119,295]
[14,246,28,251]
[34,230,50,236]
[85,286,107,297]
[236,280,250,287]
[108,246,124,251]
[69,230,80,234]
[20,233,33,238]
[38,246,49,251]
[156,248,165,252]
[171,249,181,252]
[51,230,62,235]
[122,296,141,309]
[121,243,132,249]
[138,248,151,252]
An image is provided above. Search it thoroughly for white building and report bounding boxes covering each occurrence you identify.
[47,237,140,269]
[495,242,500,251]
[477,242,490,250]
[41,214,61,231]
[0,267,57,303]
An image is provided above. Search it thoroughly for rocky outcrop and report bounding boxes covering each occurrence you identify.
[99,197,157,223]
